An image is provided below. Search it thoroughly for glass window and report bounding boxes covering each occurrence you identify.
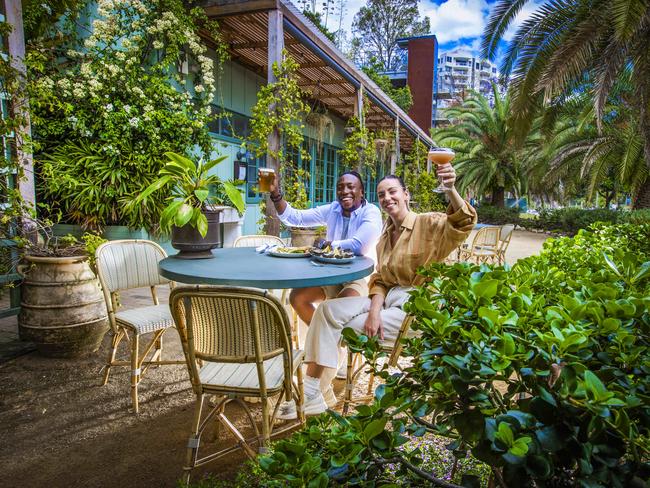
[245,154,266,203]
[446,56,452,62]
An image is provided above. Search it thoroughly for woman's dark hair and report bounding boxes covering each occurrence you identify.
[378,174,407,191]
[338,170,365,195]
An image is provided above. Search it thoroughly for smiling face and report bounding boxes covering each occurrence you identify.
[336,174,364,211]
[377,178,410,220]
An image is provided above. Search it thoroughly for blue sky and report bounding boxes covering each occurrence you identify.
[313,0,542,66]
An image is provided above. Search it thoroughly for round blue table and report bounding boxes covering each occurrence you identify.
[158,247,375,289]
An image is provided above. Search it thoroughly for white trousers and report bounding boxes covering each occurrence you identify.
[304,286,413,369]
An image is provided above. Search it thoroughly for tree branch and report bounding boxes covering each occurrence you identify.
[376,456,464,488]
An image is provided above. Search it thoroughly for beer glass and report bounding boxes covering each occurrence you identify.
[258,168,275,193]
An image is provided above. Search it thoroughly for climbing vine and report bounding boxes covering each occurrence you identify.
[339,113,376,174]
[249,52,311,166]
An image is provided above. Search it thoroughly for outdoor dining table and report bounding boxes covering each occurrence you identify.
[158,247,375,289]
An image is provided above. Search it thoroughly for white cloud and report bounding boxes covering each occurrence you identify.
[421,0,490,44]
[310,0,539,55]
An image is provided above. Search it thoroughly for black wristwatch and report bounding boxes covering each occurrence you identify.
[270,191,283,203]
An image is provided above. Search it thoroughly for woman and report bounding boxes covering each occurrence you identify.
[266,170,382,324]
[280,162,476,418]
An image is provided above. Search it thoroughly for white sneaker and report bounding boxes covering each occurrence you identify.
[323,386,338,408]
[275,400,297,420]
[304,390,328,416]
[336,356,348,380]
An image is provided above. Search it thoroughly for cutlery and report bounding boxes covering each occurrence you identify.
[310,260,351,269]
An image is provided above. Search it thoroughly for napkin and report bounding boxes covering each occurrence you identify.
[255,244,279,254]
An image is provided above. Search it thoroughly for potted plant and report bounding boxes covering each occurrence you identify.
[16,222,109,358]
[133,152,245,259]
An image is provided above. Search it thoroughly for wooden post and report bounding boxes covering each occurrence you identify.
[264,9,284,236]
[391,117,400,174]
[5,0,35,208]
[355,85,364,173]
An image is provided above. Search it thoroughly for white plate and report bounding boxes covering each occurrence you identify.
[312,255,355,264]
[268,250,311,258]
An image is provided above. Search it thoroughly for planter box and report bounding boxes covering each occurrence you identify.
[52,224,173,254]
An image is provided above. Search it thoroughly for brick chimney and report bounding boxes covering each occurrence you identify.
[398,35,437,133]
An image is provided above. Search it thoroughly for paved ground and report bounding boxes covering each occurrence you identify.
[0,230,548,488]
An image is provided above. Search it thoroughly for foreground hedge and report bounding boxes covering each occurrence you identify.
[259,223,650,487]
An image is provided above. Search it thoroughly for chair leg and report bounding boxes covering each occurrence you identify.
[291,308,300,349]
[296,363,305,424]
[183,393,204,485]
[259,392,270,453]
[155,333,163,365]
[342,351,356,415]
[367,371,375,396]
[102,330,123,385]
[131,332,140,413]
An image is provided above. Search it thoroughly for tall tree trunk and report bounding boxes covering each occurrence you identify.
[491,186,505,207]
[633,177,650,210]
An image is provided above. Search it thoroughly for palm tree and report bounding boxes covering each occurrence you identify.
[482,0,650,208]
[433,85,525,207]
[522,82,648,207]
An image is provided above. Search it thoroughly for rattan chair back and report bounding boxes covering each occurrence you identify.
[96,239,169,293]
[499,224,515,242]
[471,226,500,250]
[170,285,294,387]
[233,235,285,248]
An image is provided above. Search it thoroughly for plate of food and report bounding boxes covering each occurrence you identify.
[268,246,312,258]
[310,246,355,264]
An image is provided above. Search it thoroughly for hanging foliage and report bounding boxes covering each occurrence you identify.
[339,114,376,174]
[249,52,311,166]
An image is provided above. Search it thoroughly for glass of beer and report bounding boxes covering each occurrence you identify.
[428,147,455,193]
[258,168,275,193]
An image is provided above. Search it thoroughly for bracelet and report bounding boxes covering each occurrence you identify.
[270,191,283,203]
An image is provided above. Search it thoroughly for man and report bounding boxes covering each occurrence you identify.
[266,170,382,325]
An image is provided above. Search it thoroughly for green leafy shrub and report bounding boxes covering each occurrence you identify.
[29,0,223,231]
[518,208,650,235]
[476,205,520,225]
[259,223,650,487]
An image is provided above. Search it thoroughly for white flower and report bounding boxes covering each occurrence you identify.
[194,84,204,93]
[123,104,131,113]
[105,103,113,111]
[152,40,163,50]
[128,117,139,127]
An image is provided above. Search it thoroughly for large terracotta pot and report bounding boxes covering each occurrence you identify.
[18,255,109,358]
[289,227,325,247]
[171,208,223,259]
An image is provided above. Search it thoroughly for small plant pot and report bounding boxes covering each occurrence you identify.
[171,208,223,259]
[289,226,325,247]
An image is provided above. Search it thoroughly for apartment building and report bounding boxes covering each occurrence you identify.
[437,49,500,107]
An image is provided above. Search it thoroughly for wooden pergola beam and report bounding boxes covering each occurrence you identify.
[298,79,351,87]
[231,39,300,49]
[202,0,279,18]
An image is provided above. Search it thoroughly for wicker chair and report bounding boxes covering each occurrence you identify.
[95,239,184,413]
[342,315,414,414]
[458,226,501,264]
[233,234,285,248]
[233,234,297,347]
[169,285,304,483]
[497,224,515,265]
